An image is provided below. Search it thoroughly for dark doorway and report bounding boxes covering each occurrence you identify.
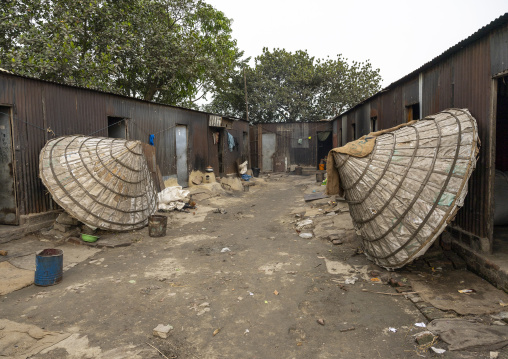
[218,130,225,174]
[317,131,333,170]
[494,75,508,255]
[0,106,18,225]
[406,103,420,122]
[107,117,127,139]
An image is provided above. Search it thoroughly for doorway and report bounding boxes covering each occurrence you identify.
[317,131,333,170]
[175,125,188,187]
[262,133,276,171]
[0,106,18,225]
[107,117,127,139]
[494,76,508,255]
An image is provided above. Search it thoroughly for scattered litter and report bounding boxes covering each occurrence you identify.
[415,322,426,328]
[458,289,476,294]
[299,232,313,239]
[431,347,446,354]
[317,319,325,326]
[213,328,221,336]
[389,327,397,333]
[248,292,254,296]
[0,250,7,256]
[244,329,250,335]
[491,352,500,359]
[370,278,381,282]
[264,300,268,304]
[239,161,248,174]
[296,219,313,229]
[345,276,358,285]
[339,326,355,332]
[129,280,136,284]
[158,186,190,211]
[213,208,227,214]
[273,290,279,296]
[221,247,231,253]
[153,324,173,339]
[500,301,508,307]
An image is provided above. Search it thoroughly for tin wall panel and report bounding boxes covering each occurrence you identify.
[257,122,332,170]
[0,73,249,216]
[490,24,508,76]
[402,77,420,106]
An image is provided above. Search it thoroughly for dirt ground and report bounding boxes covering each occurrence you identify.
[1,175,507,358]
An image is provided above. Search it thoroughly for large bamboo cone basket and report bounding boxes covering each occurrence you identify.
[332,108,479,270]
[40,136,158,231]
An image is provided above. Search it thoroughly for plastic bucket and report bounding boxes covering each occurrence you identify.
[35,249,63,286]
[252,168,260,177]
[319,163,325,171]
[149,215,167,237]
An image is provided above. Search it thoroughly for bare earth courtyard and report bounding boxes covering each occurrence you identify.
[1,175,507,359]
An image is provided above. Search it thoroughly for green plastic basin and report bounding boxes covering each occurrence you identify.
[81,234,99,242]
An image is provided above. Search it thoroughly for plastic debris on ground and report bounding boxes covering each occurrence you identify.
[239,161,248,174]
[458,289,476,294]
[241,174,252,181]
[389,327,397,333]
[299,233,313,239]
[415,322,426,328]
[431,347,446,354]
[296,219,313,229]
[344,277,358,285]
[221,247,231,253]
[213,208,227,214]
[158,186,190,211]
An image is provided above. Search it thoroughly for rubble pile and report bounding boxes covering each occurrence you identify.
[40,212,89,240]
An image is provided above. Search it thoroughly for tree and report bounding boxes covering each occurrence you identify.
[206,48,382,123]
[0,0,242,107]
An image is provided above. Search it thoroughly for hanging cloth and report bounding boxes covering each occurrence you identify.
[227,132,235,152]
[149,134,155,146]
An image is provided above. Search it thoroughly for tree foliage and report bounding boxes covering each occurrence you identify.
[206,48,382,123]
[0,0,243,107]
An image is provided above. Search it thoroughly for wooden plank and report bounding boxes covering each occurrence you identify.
[304,193,329,202]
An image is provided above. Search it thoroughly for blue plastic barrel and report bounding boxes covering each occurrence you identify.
[34,249,63,286]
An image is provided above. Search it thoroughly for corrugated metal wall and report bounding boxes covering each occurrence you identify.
[255,122,332,170]
[0,73,249,217]
[331,23,508,251]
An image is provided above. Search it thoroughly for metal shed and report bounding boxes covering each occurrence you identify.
[331,13,508,290]
[249,121,333,172]
[0,70,249,226]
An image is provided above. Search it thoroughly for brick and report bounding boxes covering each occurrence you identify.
[53,222,73,233]
[56,212,79,226]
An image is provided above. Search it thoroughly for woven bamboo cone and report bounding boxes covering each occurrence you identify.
[40,136,158,231]
[329,108,479,269]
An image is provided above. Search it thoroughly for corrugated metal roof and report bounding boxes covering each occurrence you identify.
[334,12,508,120]
[0,68,246,122]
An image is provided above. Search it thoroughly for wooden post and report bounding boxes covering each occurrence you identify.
[244,67,249,123]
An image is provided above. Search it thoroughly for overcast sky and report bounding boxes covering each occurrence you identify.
[205,0,508,87]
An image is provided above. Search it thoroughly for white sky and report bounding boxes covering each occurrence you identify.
[205,0,508,87]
